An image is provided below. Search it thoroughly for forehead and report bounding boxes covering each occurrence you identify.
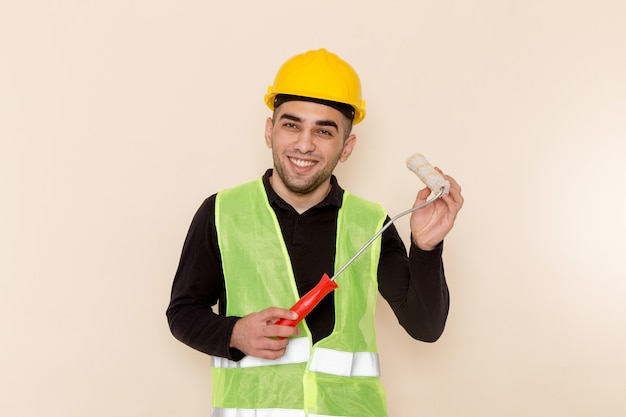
[275,100,346,125]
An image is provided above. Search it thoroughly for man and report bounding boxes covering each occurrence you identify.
[167,48,463,417]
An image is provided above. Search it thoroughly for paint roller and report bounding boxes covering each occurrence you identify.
[405,152,450,195]
[275,153,449,330]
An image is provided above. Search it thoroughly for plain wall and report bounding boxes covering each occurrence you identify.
[2,1,625,416]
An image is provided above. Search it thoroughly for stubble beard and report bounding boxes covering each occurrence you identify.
[272,150,342,196]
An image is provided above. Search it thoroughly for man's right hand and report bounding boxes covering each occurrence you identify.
[229,307,301,359]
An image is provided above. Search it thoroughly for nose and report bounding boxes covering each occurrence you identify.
[293,130,315,153]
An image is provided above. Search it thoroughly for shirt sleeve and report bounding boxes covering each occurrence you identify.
[377,220,450,342]
[166,195,245,360]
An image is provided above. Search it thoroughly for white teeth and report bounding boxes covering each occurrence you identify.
[290,158,315,168]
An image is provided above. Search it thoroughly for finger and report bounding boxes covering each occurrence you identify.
[434,167,458,190]
[259,307,298,322]
[272,323,301,338]
[259,322,300,338]
[445,175,462,195]
[246,337,288,359]
[255,347,288,360]
[444,178,463,209]
[433,171,462,206]
[440,190,463,216]
[263,319,301,339]
[414,186,431,205]
[260,334,291,351]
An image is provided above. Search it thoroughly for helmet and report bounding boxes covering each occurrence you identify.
[264,48,366,124]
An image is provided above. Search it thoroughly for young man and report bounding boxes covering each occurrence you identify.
[167,48,463,417]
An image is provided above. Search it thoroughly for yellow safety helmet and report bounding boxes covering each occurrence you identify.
[264,48,366,124]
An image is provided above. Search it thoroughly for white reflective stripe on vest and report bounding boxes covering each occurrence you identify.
[212,338,379,377]
[309,347,380,377]
[212,408,304,417]
[212,337,310,369]
[213,408,383,417]
[310,415,386,417]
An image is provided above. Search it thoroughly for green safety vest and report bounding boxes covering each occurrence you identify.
[213,178,388,417]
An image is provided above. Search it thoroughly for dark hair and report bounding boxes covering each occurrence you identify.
[274,94,355,123]
[273,94,354,138]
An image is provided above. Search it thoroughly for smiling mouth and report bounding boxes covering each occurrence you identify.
[289,157,316,168]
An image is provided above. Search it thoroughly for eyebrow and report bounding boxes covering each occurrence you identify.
[316,120,339,130]
[279,113,339,130]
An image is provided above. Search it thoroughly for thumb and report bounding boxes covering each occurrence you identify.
[414,186,431,205]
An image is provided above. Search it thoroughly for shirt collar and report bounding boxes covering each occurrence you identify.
[262,169,344,210]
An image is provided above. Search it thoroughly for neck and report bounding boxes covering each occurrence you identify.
[269,174,332,214]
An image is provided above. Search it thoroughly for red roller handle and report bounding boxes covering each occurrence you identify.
[275,273,338,329]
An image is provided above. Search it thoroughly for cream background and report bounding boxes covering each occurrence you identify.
[2,1,625,416]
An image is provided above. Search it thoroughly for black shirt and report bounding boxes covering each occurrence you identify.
[167,170,449,360]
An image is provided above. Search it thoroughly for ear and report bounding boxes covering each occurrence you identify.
[264,117,273,148]
[339,134,357,162]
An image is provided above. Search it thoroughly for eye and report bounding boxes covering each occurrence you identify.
[317,129,333,137]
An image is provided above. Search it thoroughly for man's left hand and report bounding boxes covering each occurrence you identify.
[410,168,464,251]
